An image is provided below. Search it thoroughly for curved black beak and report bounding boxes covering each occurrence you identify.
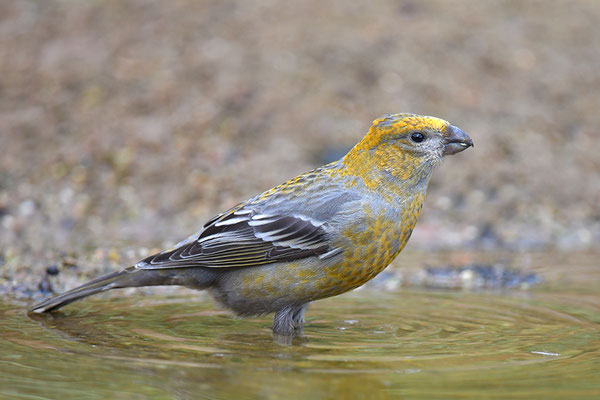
[443,125,473,155]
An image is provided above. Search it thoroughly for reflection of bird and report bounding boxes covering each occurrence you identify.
[31,113,472,335]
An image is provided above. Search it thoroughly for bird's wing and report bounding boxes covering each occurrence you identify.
[134,205,336,270]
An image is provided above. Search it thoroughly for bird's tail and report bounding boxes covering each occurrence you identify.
[30,266,141,313]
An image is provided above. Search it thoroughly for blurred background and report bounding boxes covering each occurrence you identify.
[1,0,599,294]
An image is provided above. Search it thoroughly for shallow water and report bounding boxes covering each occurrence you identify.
[1,254,599,399]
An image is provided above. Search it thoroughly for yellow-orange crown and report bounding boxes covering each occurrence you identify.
[371,113,450,135]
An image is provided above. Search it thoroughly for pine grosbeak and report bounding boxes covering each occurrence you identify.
[31,113,473,334]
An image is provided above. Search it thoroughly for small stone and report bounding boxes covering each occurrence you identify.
[38,278,53,294]
[46,265,59,276]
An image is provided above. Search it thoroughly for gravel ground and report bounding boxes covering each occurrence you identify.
[1,1,599,297]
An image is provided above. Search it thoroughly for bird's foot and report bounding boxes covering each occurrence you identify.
[272,303,309,336]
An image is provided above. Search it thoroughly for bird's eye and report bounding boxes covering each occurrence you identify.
[411,132,426,143]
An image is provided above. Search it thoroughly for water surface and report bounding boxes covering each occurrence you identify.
[1,253,599,399]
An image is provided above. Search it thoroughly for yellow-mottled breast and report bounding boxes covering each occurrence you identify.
[316,191,424,298]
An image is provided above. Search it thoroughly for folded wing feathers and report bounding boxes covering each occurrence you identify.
[136,209,333,270]
[213,216,250,226]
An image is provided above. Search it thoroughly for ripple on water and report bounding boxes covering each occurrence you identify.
[1,288,599,399]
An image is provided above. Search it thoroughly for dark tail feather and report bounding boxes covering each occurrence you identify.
[30,267,140,313]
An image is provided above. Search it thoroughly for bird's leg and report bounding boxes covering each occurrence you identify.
[272,303,308,335]
[291,303,309,330]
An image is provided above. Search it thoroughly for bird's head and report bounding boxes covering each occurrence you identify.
[367,113,473,165]
[343,113,473,191]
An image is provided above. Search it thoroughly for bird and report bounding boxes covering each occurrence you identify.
[30,113,473,335]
